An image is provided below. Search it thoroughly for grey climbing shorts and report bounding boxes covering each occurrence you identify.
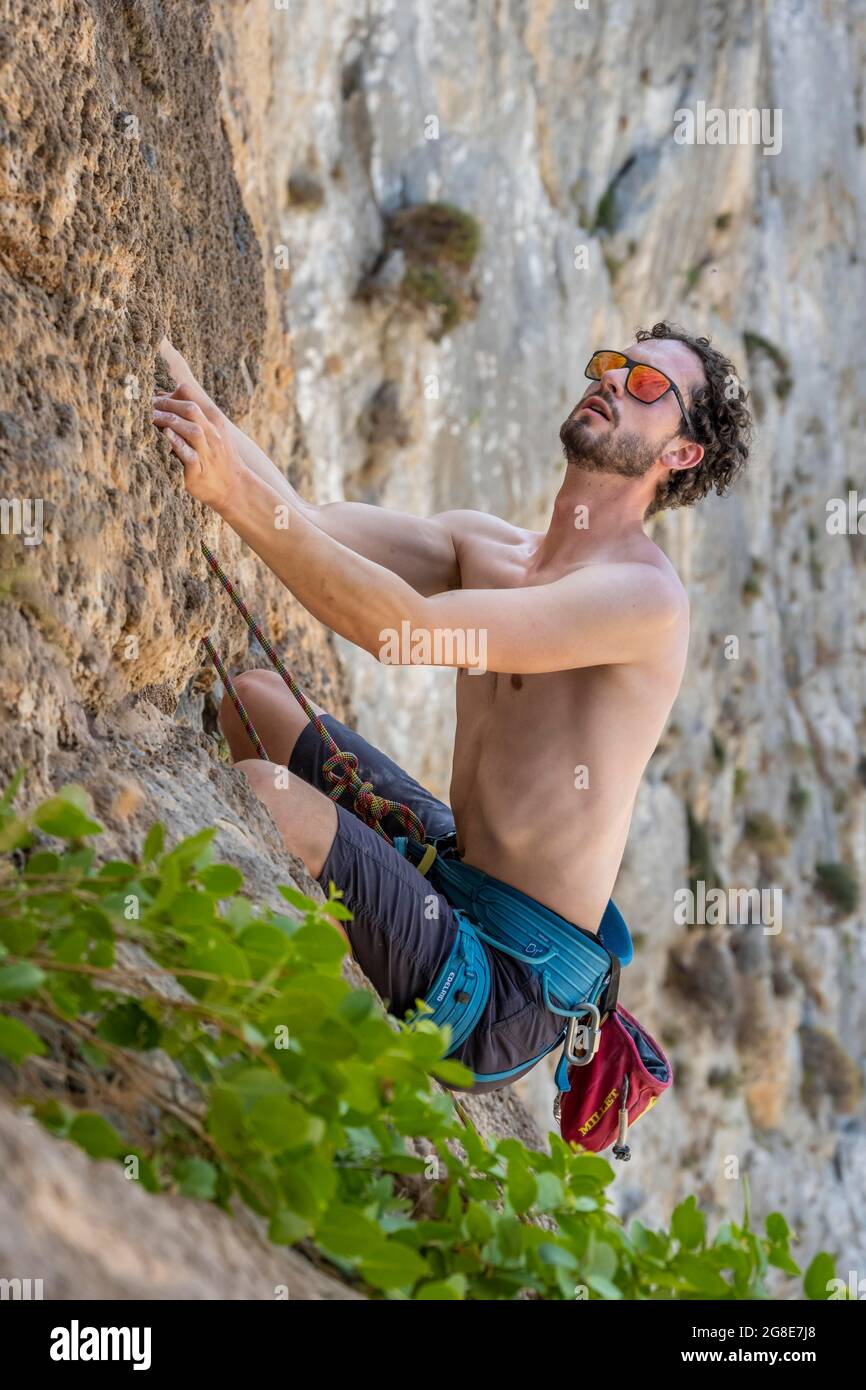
[288,713,564,1092]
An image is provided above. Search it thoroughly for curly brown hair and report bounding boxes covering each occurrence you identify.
[636,321,753,517]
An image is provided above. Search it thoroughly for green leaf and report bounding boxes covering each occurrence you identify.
[247,1095,321,1152]
[0,962,46,1000]
[415,1275,466,1300]
[0,1015,47,1063]
[290,920,347,966]
[31,1098,73,1135]
[430,1057,476,1087]
[33,788,103,840]
[671,1194,706,1250]
[198,864,243,896]
[586,1273,623,1300]
[96,860,137,881]
[207,1088,249,1157]
[278,883,320,913]
[767,1245,801,1277]
[536,1242,579,1270]
[0,817,32,852]
[69,1112,125,1159]
[280,1156,336,1221]
[142,822,165,863]
[237,923,291,978]
[97,1000,161,1051]
[507,1161,538,1215]
[316,1204,387,1259]
[804,1251,837,1300]
[358,1241,430,1291]
[675,1253,731,1297]
[51,928,89,963]
[174,1157,218,1200]
[181,931,250,998]
[268,1208,311,1245]
[0,767,25,809]
[465,1201,494,1244]
[765,1211,789,1243]
[378,1154,427,1175]
[162,827,216,872]
[23,851,62,877]
[171,891,217,929]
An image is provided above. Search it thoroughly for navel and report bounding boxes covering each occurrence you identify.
[510,674,523,690]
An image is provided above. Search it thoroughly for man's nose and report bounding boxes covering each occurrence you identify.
[598,369,625,400]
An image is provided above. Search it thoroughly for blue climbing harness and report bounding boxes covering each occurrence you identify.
[394,831,631,1094]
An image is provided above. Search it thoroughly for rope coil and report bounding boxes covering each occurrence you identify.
[200,541,426,846]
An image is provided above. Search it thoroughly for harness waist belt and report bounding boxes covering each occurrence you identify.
[395,833,624,1093]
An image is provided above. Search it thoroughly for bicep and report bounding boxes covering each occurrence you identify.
[410,565,683,674]
[313,501,460,594]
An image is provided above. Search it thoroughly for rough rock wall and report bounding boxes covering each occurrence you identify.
[0,0,545,1297]
[263,0,866,1275]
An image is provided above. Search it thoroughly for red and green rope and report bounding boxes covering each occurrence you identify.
[200,541,426,846]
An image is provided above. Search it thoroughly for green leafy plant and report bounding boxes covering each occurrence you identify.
[815,861,860,915]
[387,202,481,340]
[0,777,839,1300]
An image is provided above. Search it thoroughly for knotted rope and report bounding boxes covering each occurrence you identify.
[200,542,426,846]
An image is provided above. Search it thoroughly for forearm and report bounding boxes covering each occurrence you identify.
[219,470,422,656]
[225,422,316,519]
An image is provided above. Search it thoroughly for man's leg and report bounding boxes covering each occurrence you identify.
[219,668,325,766]
[220,667,456,844]
[234,757,337,882]
[234,756,463,1016]
[219,668,463,1017]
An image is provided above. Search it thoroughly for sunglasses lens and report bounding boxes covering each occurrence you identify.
[628,363,669,402]
[587,351,627,378]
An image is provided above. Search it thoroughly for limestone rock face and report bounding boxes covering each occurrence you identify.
[0,0,546,1299]
[0,1099,360,1300]
[1,0,864,1293]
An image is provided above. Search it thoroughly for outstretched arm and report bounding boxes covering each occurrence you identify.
[223,471,680,673]
[153,399,682,673]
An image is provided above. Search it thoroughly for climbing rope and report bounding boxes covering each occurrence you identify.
[200,541,426,846]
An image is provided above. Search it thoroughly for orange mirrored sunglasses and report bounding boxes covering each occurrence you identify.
[585,350,692,432]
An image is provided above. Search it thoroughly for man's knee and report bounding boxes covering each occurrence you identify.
[234,756,281,797]
[227,668,283,709]
[221,668,322,723]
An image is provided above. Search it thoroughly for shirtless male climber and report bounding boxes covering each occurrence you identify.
[153,324,752,1094]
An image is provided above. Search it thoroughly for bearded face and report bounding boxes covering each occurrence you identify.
[559,396,661,480]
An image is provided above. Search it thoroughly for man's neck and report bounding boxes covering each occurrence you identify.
[532,466,651,569]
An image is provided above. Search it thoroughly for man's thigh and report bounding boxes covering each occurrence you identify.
[289,712,456,844]
[317,805,462,1019]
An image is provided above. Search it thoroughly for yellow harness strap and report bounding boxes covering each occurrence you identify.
[415,843,438,877]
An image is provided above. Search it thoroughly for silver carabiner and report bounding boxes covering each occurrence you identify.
[564,1003,601,1066]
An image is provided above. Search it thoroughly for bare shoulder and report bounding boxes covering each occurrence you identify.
[604,542,689,635]
[430,508,528,544]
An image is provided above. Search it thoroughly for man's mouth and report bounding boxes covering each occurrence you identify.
[579,395,612,422]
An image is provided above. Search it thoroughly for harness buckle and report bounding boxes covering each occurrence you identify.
[564,1003,601,1067]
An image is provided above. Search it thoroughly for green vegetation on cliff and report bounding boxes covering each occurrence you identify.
[0,778,840,1301]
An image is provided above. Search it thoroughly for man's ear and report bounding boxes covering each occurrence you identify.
[661,439,704,473]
